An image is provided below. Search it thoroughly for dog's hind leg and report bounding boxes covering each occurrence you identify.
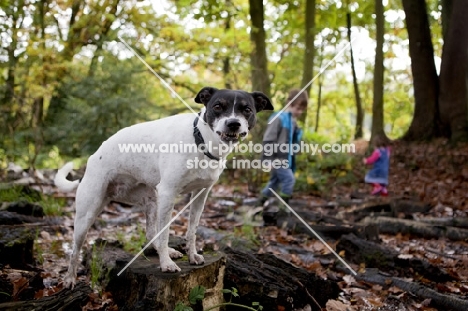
[186,187,211,266]
[63,180,108,288]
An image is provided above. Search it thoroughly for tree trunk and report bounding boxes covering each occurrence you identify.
[401,0,441,141]
[300,0,316,123]
[347,12,364,139]
[314,78,322,132]
[441,0,453,42]
[438,0,468,142]
[223,0,233,89]
[371,0,388,142]
[248,0,270,97]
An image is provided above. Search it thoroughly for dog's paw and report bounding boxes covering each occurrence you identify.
[189,253,205,265]
[160,260,182,273]
[63,275,76,289]
[168,247,183,259]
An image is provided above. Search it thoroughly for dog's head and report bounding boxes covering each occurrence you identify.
[195,87,274,143]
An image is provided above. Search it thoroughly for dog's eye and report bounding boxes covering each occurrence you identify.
[213,104,223,111]
[244,107,252,114]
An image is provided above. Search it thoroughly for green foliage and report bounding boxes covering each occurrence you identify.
[47,56,156,157]
[188,285,206,305]
[0,185,66,216]
[90,242,107,293]
[116,223,147,253]
[175,286,262,311]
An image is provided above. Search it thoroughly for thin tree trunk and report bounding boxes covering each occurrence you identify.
[223,0,233,89]
[300,0,316,123]
[248,0,270,97]
[371,0,387,142]
[438,0,468,142]
[347,12,364,139]
[401,0,440,141]
[315,78,322,133]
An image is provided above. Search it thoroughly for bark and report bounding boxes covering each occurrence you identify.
[299,0,316,123]
[441,0,453,42]
[361,216,468,241]
[401,0,441,141]
[371,0,388,142]
[438,0,468,142]
[223,247,340,311]
[248,0,270,97]
[347,12,364,139]
[0,282,92,311]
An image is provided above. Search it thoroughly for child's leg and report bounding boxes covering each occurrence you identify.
[276,168,295,202]
[259,170,280,205]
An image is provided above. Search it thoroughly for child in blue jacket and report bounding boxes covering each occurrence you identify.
[259,89,308,205]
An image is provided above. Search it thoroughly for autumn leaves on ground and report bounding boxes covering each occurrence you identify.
[1,139,468,311]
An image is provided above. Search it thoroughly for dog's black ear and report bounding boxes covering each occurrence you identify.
[251,91,274,112]
[195,87,218,105]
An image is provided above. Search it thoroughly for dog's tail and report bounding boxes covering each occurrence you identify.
[54,162,80,192]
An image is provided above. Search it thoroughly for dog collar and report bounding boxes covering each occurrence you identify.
[193,114,220,161]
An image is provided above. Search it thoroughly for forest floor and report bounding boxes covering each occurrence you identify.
[1,139,468,310]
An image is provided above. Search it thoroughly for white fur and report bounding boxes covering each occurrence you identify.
[55,110,245,288]
[54,162,79,192]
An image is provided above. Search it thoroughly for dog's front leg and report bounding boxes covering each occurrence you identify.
[145,196,183,260]
[154,183,181,272]
[186,187,212,265]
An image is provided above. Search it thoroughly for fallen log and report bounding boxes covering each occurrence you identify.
[356,268,468,311]
[360,216,468,241]
[336,199,431,222]
[223,247,340,311]
[0,281,92,311]
[336,233,453,283]
[0,226,35,268]
[418,217,468,229]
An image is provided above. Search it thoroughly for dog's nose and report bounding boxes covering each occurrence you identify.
[226,119,241,131]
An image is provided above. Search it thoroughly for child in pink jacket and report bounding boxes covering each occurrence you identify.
[363,136,391,196]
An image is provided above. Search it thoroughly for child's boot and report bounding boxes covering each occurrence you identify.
[371,183,382,195]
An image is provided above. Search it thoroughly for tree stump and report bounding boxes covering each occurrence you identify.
[92,243,226,311]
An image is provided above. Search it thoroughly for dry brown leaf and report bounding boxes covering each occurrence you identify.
[326,299,351,311]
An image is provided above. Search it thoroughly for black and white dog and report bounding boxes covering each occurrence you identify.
[54,87,273,288]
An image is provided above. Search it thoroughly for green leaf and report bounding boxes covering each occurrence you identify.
[173,302,193,311]
[188,285,206,305]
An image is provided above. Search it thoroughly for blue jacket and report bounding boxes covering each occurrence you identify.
[262,112,303,172]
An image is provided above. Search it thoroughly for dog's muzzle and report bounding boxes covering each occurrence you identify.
[217,119,247,142]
